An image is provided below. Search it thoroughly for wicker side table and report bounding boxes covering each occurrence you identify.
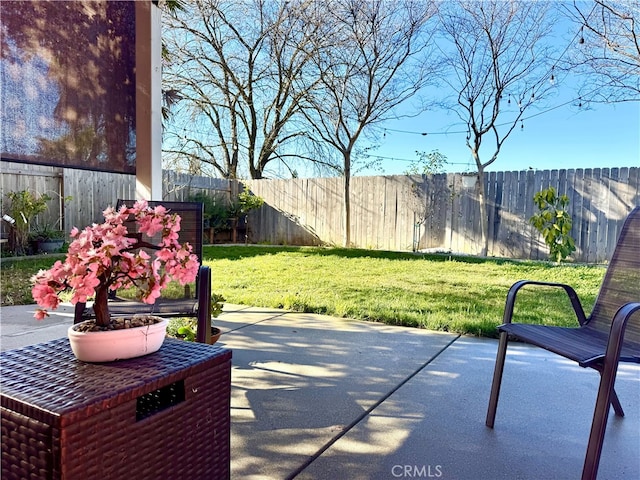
[1,338,232,480]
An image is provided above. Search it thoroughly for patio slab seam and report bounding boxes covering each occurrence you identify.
[284,333,462,480]
[220,309,291,334]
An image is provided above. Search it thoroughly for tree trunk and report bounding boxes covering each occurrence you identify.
[93,285,111,328]
[477,167,488,256]
[343,154,351,247]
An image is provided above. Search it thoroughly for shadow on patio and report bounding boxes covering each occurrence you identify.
[216,305,639,480]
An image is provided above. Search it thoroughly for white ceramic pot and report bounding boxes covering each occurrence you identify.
[68,317,168,363]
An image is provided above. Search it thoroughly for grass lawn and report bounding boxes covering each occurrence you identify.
[1,246,605,338]
[0,254,67,306]
[203,245,604,337]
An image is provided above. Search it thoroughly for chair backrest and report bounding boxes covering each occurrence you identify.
[588,206,640,344]
[116,200,204,298]
[116,200,203,261]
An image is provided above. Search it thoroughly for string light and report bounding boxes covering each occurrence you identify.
[385,128,431,135]
[362,153,470,166]
[379,87,598,139]
[380,5,601,142]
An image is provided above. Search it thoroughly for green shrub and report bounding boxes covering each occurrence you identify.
[189,192,231,230]
[530,187,576,263]
[4,190,51,255]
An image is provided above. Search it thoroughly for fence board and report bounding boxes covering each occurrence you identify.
[379,177,391,250]
[434,175,447,249]
[502,171,518,258]
[571,168,586,260]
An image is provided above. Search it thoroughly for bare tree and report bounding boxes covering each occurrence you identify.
[303,0,438,247]
[162,0,322,179]
[564,0,640,103]
[437,0,557,256]
[160,0,187,121]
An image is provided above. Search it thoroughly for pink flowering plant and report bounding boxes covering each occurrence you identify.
[31,200,200,328]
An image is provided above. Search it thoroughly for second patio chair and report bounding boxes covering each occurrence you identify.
[486,206,640,480]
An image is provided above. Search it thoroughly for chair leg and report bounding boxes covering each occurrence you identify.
[593,365,625,417]
[486,331,509,428]
[581,359,620,480]
[609,388,624,417]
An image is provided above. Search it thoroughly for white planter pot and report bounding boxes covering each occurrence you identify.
[68,317,168,363]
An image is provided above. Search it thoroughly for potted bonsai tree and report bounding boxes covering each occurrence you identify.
[31,200,200,362]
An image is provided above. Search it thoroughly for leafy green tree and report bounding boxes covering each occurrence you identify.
[530,187,576,263]
[404,150,448,175]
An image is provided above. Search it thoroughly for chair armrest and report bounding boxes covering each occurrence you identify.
[196,265,212,344]
[502,280,588,326]
[606,302,640,358]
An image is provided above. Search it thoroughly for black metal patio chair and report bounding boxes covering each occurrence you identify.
[74,200,213,344]
[486,206,640,480]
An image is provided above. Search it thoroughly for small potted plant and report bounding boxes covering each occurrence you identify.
[31,200,200,362]
[167,293,225,344]
[189,192,231,243]
[29,223,66,253]
[228,189,264,242]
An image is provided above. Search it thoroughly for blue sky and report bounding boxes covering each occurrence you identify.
[352,3,640,178]
[358,93,639,176]
[162,1,639,180]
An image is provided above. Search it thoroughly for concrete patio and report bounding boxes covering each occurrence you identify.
[1,303,638,479]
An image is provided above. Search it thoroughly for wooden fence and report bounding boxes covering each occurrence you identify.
[2,160,638,263]
[1,161,231,239]
[246,167,639,263]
